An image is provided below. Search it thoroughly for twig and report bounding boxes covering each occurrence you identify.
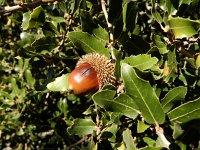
[155,124,171,148]
[0,0,63,16]
[100,0,116,60]
[67,138,86,150]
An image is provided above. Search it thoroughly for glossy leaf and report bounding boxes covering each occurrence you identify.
[47,74,69,92]
[168,97,200,124]
[68,31,110,57]
[169,17,200,39]
[121,63,165,124]
[123,54,158,71]
[93,90,139,119]
[161,86,187,112]
[68,119,97,136]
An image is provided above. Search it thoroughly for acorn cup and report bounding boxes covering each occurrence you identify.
[68,53,116,95]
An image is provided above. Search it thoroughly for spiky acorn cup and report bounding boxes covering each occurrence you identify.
[68,53,116,95]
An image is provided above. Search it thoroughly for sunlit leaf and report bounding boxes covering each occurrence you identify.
[169,17,200,39]
[93,90,139,119]
[22,6,45,30]
[121,63,165,124]
[168,97,200,124]
[123,54,158,71]
[47,74,69,91]
[68,31,110,57]
[68,119,97,136]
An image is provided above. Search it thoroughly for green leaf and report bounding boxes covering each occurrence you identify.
[113,49,122,79]
[47,74,69,92]
[172,123,184,139]
[123,1,138,33]
[151,0,163,24]
[68,31,110,57]
[22,6,45,30]
[68,119,97,136]
[121,63,165,124]
[161,86,187,113]
[57,98,68,116]
[152,35,168,54]
[195,53,200,68]
[169,17,200,39]
[25,69,35,87]
[162,46,178,83]
[137,120,150,133]
[123,54,158,71]
[168,97,200,124]
[93,90,139,119]
[123,129,137,150]
[143,137,156,147]
[92,25,109,45]
[101,124,118,142]
[22,12,31,30]
[0,0,5,4]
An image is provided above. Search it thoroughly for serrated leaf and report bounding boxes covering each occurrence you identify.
[47,74,69,92]
[123,54,158,71]
[68,31,110,57]
[93,90,139,119]
[168,97,200,124]
[169,17,200,39]
[121,63,165,124]
[68,119,97,136]
[161,86,187,113]
[123,129,137,150]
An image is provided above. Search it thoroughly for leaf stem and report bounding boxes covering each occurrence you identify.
[155,124,171,148]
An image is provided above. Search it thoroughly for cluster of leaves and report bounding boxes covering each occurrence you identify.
[0,0,200,149]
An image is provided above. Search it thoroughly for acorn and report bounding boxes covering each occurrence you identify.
[68,53,116,95]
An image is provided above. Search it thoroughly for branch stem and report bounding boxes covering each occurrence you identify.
[1,0,63,15]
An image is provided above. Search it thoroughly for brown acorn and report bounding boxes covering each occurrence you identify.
[68,53,116,95]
